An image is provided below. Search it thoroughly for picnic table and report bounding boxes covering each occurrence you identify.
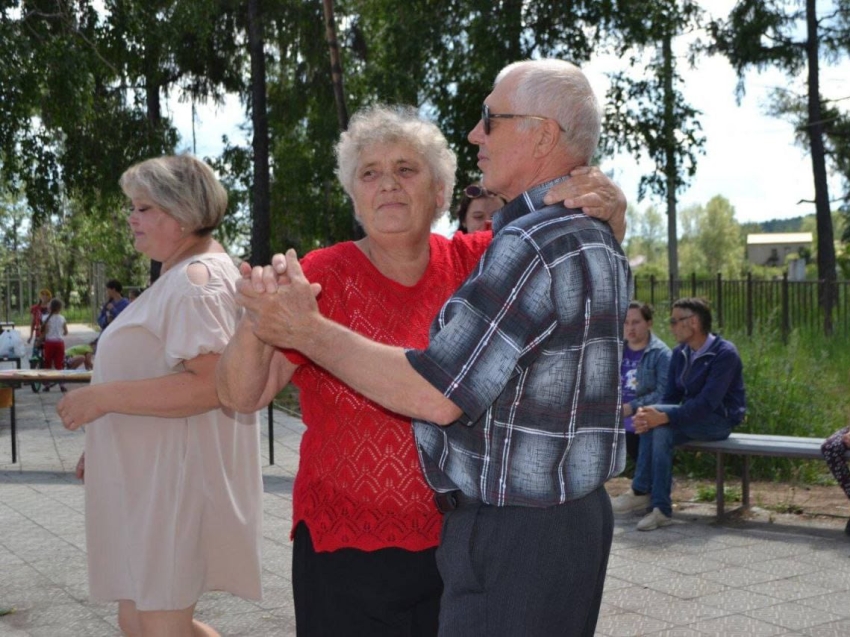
[0,368,92,463]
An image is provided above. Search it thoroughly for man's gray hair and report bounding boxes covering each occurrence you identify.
[335,104,457,221]
[495,59,601,164]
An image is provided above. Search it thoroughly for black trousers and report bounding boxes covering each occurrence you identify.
[626,430,641,463]
[435,486,613,637]
[292,522,443,637]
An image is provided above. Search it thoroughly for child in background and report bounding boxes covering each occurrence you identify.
[42,298,69,392]
[66,339,98,371]
[28,288,52,351]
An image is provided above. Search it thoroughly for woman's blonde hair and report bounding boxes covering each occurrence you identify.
[119,155,227,236]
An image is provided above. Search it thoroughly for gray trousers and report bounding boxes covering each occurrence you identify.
[435,485,613,637]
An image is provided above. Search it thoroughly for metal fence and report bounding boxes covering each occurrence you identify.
[634,274,850,338]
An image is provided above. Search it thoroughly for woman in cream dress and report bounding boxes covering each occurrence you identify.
[58,155,262,637]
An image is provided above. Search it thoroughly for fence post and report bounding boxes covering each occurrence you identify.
[782,272,789,344]
[746,272,753,337]
[691,272,697,296]
[716,272,723,330]
[650,275,656,306]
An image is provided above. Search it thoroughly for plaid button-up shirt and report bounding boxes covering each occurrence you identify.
[407,176,631,507]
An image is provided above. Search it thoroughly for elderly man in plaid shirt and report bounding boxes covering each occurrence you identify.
[243,59,631,636]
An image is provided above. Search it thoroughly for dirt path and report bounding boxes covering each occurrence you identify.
[607,475,850,531]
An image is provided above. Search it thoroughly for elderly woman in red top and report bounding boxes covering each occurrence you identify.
[217,104,625,636]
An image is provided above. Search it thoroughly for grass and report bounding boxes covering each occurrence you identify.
[695,484,742,504]
[769,502,806,515]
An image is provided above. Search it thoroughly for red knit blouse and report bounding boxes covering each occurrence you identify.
[289,232,490,553]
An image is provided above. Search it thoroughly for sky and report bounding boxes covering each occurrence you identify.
[583,46,850,227]
[167,2,850,231]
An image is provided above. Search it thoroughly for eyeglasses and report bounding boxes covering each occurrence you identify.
[481,104,566,136]
[464,184,491,199]
[668,314,694,326]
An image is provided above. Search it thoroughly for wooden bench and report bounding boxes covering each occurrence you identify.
[680,433,849,518]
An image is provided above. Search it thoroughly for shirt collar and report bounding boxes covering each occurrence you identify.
[491,175,571,234]
[690,333,716,359]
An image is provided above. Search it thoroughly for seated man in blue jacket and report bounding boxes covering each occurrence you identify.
[612,297,746,530]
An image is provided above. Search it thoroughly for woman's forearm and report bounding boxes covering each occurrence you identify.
[217,317,295,412]
[97,353,222,419]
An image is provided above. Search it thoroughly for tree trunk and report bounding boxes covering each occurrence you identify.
[322,0,348,132]
[248,0,271,267]
[662,30,679,286]
[322,0,362,240]
[806,0,836,335]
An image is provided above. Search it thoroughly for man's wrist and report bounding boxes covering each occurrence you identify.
[285,313,331,362]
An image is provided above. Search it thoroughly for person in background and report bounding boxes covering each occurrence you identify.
[97,280,130,330]
[614,297,746,531]
[27,288,52,350]
[41,298,69,392]
[66,339,98,371]
[128,288,143,302]
[57,154,262,637]
[621,301,671,463]
[218,102,627,636]
[821,426,850,536]
[453,182,505,233]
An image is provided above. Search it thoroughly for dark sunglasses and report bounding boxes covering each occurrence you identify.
[481,104,566,135]
[464,184,491,199]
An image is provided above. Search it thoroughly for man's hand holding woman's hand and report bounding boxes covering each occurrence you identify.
[237,253,290,296]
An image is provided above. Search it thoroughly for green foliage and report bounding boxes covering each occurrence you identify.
[769,501,805,515]
[625,203,667,267]
[629,195,744,277]
[426,0,604,186]
[695,484,741,503]
[601,0,706,226]
[758,216,808,233]
[3,0,847,283]
[697,195,744,276]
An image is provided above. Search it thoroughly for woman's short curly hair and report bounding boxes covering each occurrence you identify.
[335,105,457,222]
[119,154,228,236]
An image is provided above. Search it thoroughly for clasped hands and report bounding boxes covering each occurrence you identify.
[236,249,323,351]
[632,406,669,435]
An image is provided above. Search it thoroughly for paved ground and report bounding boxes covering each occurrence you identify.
[2,325,850,636]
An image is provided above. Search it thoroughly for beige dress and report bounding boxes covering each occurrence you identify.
[84,253,262,611]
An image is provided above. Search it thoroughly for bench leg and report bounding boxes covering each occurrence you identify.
[742,456,750,509]
[716,452,725,519]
